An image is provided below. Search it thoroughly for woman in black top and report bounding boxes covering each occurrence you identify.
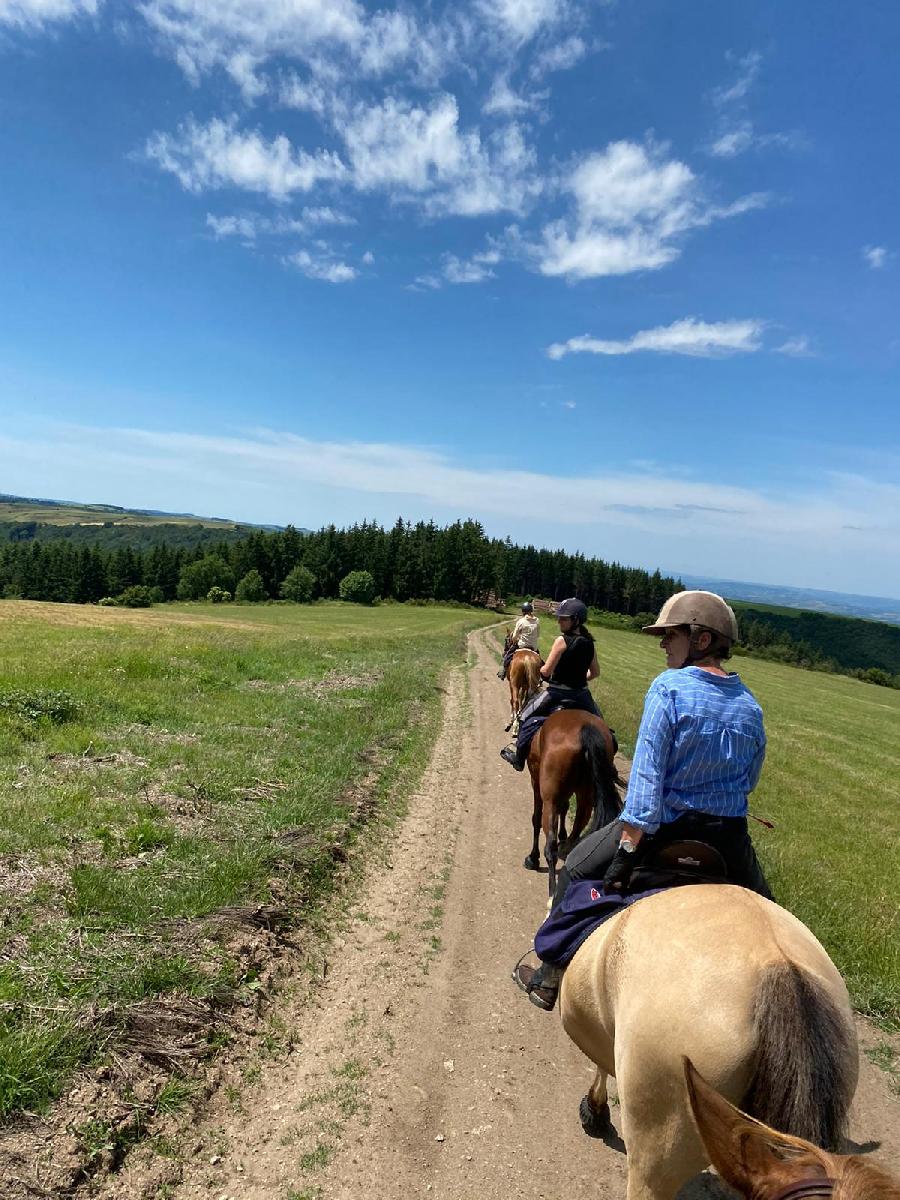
[500,598,600,770]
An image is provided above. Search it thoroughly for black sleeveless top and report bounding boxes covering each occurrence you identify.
[549,632,594,688]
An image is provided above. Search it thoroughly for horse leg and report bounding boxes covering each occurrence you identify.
[543,798,559,897]
[559,780,592,861]
[523,772,542,872]
[505,675,516,732]
[579,1068,613,1138]
[617,1062,708,1200]
[557,797,569,854]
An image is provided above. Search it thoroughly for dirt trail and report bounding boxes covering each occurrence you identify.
[107,624,900,1200]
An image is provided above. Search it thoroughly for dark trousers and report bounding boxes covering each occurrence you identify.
[515,685,600,757]
[553,810,773,909]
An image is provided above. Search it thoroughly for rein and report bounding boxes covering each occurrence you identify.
[768,1178,836,1200]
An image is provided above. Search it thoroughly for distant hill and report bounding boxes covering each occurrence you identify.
[0,493,293,551]
[681,573,900,627]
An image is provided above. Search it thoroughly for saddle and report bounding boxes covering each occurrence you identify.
[629,839,728,893]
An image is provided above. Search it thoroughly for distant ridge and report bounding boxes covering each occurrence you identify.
[681,573,900,627]
[0,493,289,533]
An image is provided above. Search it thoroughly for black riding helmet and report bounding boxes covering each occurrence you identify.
[555,597,588,623]
[521,601,534,614]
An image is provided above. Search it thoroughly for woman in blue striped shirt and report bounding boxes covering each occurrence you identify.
[515,590,773,1011]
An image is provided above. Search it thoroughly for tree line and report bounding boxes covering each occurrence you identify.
[0,518,679,616]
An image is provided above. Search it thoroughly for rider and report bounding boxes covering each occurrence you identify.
[497,601,541,680]
[500,597,600,771]
[514,590,773,1010]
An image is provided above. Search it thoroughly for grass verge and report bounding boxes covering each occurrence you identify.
[0,599,495,1123]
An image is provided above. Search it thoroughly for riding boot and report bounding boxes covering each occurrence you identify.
[513,961,563,1011]
[497,667,506,679]
[500,745,525,771]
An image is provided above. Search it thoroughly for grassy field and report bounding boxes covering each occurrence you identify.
[0,599,496,1122]
[533,620,900,1027]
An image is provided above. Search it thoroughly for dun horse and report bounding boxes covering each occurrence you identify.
[502,628,542,733]
[685,1057,900,1200]
[524,708,621,895]
[559,884,859,1200]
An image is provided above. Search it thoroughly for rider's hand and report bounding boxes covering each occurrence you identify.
[603,846,637,892]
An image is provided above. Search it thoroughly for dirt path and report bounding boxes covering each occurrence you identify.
[107,624,900,1200]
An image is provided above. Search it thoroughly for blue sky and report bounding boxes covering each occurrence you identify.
[0,0,898,595]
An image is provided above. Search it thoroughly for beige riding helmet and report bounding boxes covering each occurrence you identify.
[642,590,739,642]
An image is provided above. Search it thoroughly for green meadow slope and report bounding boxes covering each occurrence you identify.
[0,599,495,1120]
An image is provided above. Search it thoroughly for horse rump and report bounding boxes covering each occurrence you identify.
[743,960,856,1150]
[580,722,622,834]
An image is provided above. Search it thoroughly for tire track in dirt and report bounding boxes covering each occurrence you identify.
[104,624,900,1200]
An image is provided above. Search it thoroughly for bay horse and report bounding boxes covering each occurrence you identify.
[504,638,542,733]
[558,884,859,1200]
[524,708,621,896]
[685,1057,900,1200]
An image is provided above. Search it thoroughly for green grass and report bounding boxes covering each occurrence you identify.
[0,598,496,1121]
[552,621,900,1028]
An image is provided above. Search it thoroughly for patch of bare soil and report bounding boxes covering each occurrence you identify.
[47,749,149,771]
[5,626,898,1200]
[241,669,381,698]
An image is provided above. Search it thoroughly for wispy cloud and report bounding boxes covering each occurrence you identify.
[285,248,357,283]
[0,0,99,27]
[547,317,765,359]
[531,140,765,280]
[531,35,587,76]
[146,115,346,201]
[863,245,889,270]
[8,424,899,568]
[414,247,501,289]
[706,50,802,160]
[711,50,761,107]
[776,335,814,357]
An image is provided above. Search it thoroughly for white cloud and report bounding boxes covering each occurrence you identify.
[531,35,586,76]
[443,254,496,284]
[19,424,900,582]
[863,245,889,270]
[361,250,374,264]
[0,0,98,26]
[206,213,259,239]
[547,318,765,360]
[711,50,761,107]
[138,0,365,86]
[483,74,547,117]
[777,335,814,357]
[708,123,755,158]
[337,95,539,217]
[479,0,563,43]
[532,140,762,280]
[286,248,357,282]
[146,116,346,201]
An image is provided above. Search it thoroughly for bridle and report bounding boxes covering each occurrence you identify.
[768,1178,836,1200]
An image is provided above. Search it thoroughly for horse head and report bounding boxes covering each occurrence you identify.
[683,1058,900,1200]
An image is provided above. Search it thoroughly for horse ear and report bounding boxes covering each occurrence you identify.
[683,1059,813,1196]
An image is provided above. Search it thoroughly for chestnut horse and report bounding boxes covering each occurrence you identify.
[524,708,621,896]
[502,629,542,733]
[559,885,859,1200]
[685,1058,900,1200]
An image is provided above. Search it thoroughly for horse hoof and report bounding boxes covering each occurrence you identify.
[579,1096,612,1139]
[523,854,540,871]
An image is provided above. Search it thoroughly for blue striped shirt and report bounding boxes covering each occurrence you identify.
[621,667,766,834]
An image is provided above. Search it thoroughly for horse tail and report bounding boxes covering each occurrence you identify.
[743,961,855,1149]
[580,723,622,834]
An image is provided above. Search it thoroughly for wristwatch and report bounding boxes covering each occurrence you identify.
[619,838,638,854]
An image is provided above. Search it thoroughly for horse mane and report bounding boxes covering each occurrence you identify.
[831,1156,900,1200]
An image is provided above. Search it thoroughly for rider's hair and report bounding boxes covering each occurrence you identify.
[689,625,732,662]
[568,620,594,643]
